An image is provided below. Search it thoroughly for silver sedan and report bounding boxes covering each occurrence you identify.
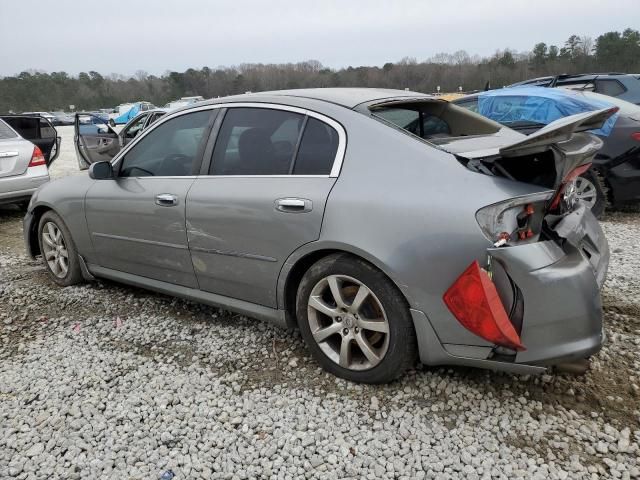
[23,88,611,383]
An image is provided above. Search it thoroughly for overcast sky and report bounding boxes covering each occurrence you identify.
[1,0,638,77]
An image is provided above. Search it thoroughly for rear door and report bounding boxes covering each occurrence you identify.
[0,115,60,167]
[75,113,121,168]
[186,104,345,307]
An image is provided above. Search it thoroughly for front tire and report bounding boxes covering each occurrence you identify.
[38,211,83,287]
[296,253,417,383]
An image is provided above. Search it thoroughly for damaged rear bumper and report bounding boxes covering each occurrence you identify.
[489,205,609,365]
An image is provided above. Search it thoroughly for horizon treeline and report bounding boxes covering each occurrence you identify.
[1,28,639,112]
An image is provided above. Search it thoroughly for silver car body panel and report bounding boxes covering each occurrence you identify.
[25,88,610,373]
[0,119,50,203]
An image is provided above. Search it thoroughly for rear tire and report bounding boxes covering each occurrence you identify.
[296,253,417,383]
[576,170,607,218]
[37,211,83,287]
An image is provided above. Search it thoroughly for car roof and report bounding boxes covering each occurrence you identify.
[198,88,431,110]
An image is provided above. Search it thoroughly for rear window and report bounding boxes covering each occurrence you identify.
[2,117,38,140]
[370,101,501,143]
[0,119,18,139]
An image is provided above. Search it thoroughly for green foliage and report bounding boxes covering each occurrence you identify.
[1,29,638,112]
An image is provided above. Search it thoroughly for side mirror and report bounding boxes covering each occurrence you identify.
[88,161,114,180]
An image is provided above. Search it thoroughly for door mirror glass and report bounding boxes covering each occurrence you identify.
[88,161,114,180]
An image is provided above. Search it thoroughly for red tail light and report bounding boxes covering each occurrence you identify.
[631,132,640,142]
[28,146,46,167]
[443,261,525,351]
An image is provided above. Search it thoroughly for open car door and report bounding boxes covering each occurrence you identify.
[0,115,61,167]
[75,113,121,170]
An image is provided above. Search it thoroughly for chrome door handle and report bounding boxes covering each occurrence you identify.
[155,193,178,207]
[275,198,312,213]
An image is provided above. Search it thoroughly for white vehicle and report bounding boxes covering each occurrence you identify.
[0,116,60,206]
[164,96,205,109]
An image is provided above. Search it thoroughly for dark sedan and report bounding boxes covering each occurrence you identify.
[454,87,640,216]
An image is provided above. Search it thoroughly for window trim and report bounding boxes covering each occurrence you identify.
[111,102,347,179]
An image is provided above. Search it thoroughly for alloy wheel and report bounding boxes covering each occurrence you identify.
[574,176,598,210]
[41,222,69,278]
[307,274,390,371]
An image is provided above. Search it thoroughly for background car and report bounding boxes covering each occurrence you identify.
[22,111,58,125]
[109,101,156,126]
[0,116,59,207]
[164,96,205,109]
[51,111,74,126]
[510,73,640,105]
[75,109,168,169]
[454,86,640,216]
[26,88,609,383]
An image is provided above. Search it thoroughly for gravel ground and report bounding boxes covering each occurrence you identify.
[1,128,639,479]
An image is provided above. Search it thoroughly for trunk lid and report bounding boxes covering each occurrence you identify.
[447,107,618,211]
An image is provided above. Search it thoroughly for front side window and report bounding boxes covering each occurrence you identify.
[124,114,148,139]
[210,108,304,175]
[119,110,212,177]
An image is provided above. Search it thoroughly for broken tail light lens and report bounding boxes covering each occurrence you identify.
[443,261,525,351]
[28,146,46,167]
[475,192,551,246]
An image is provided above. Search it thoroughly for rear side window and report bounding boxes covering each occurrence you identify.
[0,119,18,139]
[595,79,627,97]
[210,108,304,175]
[2,117,38,140]
[293,118,339,175]
[119,110,212,177]
[210,108,340,176]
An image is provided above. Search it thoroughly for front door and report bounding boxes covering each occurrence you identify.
[187,106,344,307]
[85,109,215,287]
[75,113,121,168]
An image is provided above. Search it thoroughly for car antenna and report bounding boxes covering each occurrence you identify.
[484,81,491,91]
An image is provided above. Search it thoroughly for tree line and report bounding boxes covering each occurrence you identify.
[1,28,639,113]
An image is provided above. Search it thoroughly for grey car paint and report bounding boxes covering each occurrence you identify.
[25,88,610,374]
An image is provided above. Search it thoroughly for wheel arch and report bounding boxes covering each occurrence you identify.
[26,204,55,257]
[278,242,413,330]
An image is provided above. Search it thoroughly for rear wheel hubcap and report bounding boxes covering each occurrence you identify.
[307,274,390,371]
[41,222,69,278]
[574,176,598,210]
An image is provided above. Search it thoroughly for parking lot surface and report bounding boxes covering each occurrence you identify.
[1,127,639,479]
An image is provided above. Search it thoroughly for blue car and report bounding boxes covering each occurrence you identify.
[109,102,156,126]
